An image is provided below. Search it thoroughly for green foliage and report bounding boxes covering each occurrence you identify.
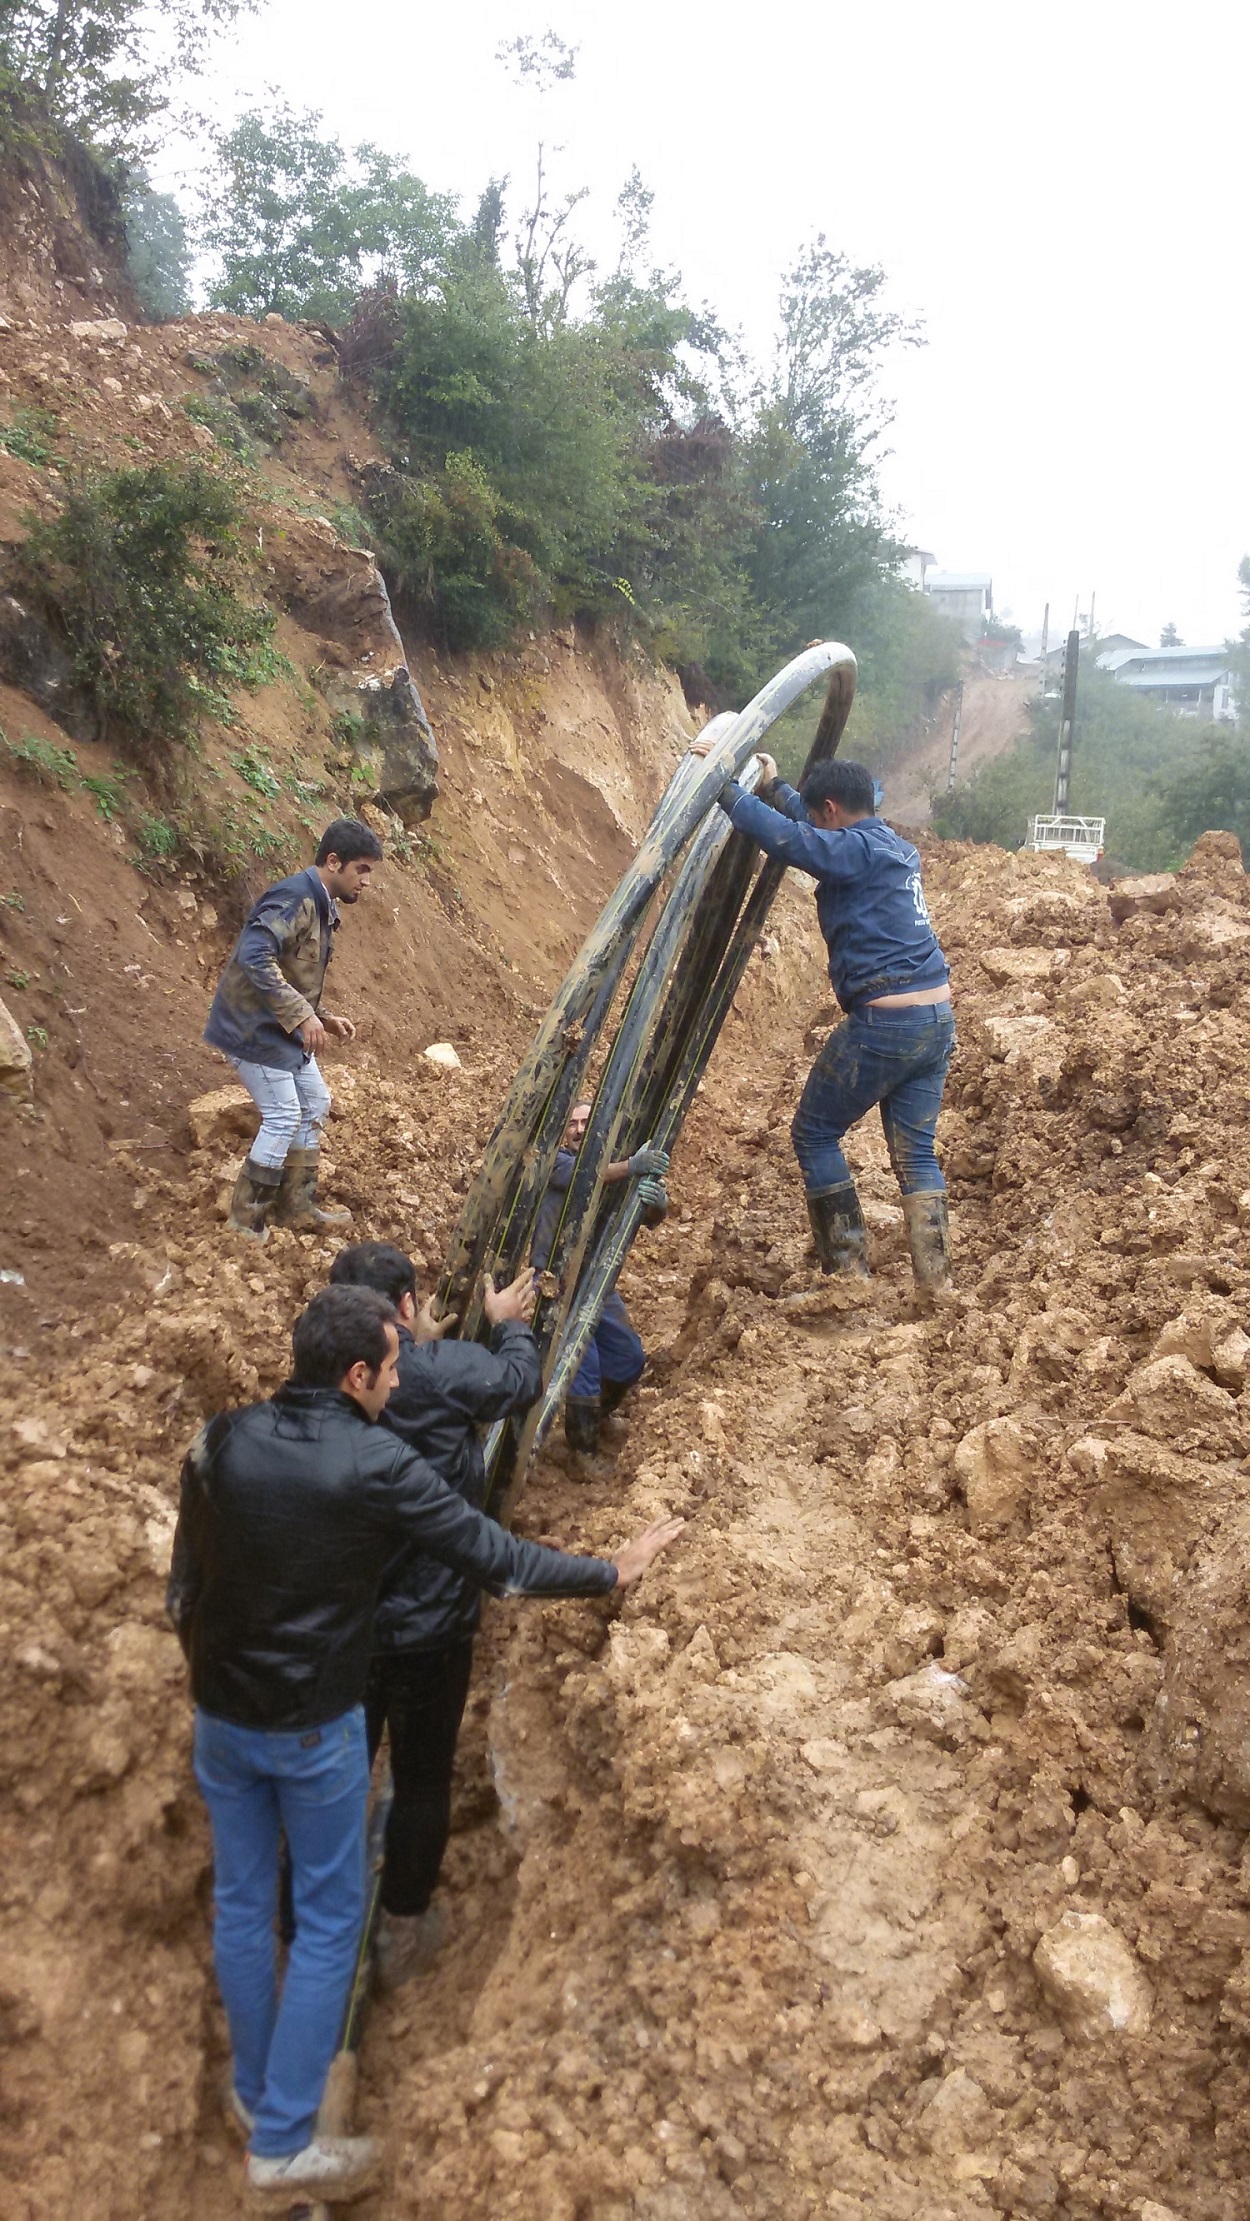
[82,765,129,820]
[201,105,460,324]
[123,180,190,318]
[0,409,59,466]
[25,1024,49,1049]
[3,727,80,785]
[5,968,31,990]
[19,461,277,749]
[136,811,178,857]
[0,0,255,159]
[182,392,254,459]
[231,746,281,798]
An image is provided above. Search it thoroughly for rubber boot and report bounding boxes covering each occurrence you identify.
[600,1377,637,1420]
[564,1396,603,1456]
[902,1190,954,1302]
[270,1145,352,1232]
[227,1156,280,1242]
[805,1183,870,1277]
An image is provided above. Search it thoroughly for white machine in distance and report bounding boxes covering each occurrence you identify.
[1023,814,1106,865]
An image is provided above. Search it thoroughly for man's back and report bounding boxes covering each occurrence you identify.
[373,1321,542,1653]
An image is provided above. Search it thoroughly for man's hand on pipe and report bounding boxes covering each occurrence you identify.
[483,1267,538,1326]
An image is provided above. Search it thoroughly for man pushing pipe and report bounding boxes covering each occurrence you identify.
[689,738,955,1298]
[531,1098,670,1458]
[167,1284,682,2209]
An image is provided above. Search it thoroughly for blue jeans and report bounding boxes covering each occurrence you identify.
[569,1290,645,1400]
[229,1055,332,1171]
[193,1706,370,2157]
[791,1003,956,1198]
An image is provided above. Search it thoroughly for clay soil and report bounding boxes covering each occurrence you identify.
[6,798,1250,2220]
[4,261,1250,2221]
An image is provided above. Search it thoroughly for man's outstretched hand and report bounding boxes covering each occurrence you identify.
[414,1294,458,1344]
[483,1267,538,1327]
[322,1012,357,1042]
[612,1516,685,1587]
[297,1013,327,1054]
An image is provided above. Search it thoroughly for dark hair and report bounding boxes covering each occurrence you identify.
[329,1240,418,1308]
[315,817,384,866]
[799,760,876,817]
[290,1285,397,1386]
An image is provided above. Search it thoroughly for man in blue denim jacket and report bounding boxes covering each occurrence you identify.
[692,742,955,1296]
[204,817,383,1241]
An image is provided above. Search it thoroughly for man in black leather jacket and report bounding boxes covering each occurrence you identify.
[327,1238,543,1985]
[167,1283,680,2211]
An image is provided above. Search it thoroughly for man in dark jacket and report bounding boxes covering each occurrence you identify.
[531,1098,669,1457]
[691,740,955,1296]
[327,1239,543,1986]
[167,1283,680,2210]
[203,817,383,1241]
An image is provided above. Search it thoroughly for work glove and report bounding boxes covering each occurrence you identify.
[638,1176,669,1221]
[627,1143,669,1179]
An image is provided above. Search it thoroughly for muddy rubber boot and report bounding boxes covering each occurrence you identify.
[375,1904,447,1991]
[902,1191,954,1303]
[270,1146,352,1232]
[599,1377,636,1422]
[805,1184,870,1277]
[564,1395,603,1456]
[227,1157,281,1242]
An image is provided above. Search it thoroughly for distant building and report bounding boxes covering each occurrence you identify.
[1096,643,1237,722]
[925,572,993,642]
[901,547,937,591]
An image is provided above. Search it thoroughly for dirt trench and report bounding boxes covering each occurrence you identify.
[7,819,1250,2219]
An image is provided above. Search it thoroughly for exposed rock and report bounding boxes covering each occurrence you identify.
[952,1416,1033,1534]
[1106,1353,1243,1456]
[0,992,33,1098]
[422,1042,462,1071]
[186,1086,257,1152]
[1034,1911,1153,2039]
[1108,872,1180,923]
[68,315,127,341]
[978,946,1055,987]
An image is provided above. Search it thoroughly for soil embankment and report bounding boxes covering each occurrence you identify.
[886,667,1036,827]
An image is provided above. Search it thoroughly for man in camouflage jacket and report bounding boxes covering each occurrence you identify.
[204,817,383,1240]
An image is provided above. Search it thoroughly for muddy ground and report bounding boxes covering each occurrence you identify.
[5,816,1250,2221]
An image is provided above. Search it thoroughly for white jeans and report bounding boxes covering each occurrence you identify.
[230,1057,332,1172]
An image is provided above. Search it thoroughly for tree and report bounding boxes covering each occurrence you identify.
[1160,621,1183,647]
[495,29,590,329]
[123,179,190,318]
[0,0,257,157]
[201,106,460,324]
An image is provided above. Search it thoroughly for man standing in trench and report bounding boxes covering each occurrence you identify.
[532,1098,669,1456]
[167,1282,681,2210]
[203,817,383,1241]
[690,741,955,1297]
[326,1238,543,1988]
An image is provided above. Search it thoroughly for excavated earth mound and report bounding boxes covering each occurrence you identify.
[6,824,1250,2220]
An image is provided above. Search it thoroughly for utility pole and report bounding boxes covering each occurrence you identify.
[1053,629,1079,814]
[1087,589,1096,642]
[1039,602,1049,695]
[946,680,965,790]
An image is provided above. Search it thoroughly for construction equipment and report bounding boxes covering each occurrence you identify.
[435,640,859,1517]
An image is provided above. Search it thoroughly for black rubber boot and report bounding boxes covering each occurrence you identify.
[600,1377,637,1420]
[227,1156,281,1242]
[806,1183,870,1277]
[564,1396,603,1455]
[902,1191,954,1301]
[270,1146,352,1232]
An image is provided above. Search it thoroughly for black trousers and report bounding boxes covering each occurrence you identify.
[364,1638,476,1917]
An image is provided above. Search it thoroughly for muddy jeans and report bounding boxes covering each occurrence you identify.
[791,1003,956,1197]
[229,1055,332,1171]
[569,1290,646,1401]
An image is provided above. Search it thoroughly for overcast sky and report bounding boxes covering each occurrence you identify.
[168,0,1249,650]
